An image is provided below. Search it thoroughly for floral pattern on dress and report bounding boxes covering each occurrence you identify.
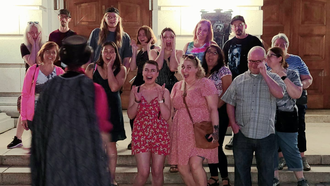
[208,66,232,96]
[132,96,170,155]
[168,78,218,165]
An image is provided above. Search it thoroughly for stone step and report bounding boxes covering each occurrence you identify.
[0,166,329,185]
[1,152,329,167]
[0,113,14,134]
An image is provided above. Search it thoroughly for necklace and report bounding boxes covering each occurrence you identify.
[186,79,199,90]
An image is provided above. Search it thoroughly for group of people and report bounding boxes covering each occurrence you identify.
[7,5,313,186]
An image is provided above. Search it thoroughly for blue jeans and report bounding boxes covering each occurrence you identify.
[233,131,275,186]
[274,131,303,171]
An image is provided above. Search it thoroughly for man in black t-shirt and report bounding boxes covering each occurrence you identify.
[49,9,76,48]
[223,15,264,79]
[222,15,264,150]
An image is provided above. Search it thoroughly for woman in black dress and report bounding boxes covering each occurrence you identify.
[86,41,127,186]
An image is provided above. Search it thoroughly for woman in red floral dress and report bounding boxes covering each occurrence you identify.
[127,60,171,186]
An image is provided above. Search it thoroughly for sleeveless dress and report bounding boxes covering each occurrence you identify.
[131,96,170,155]
[93,69,126,142]
[156,57,178,92]
[168,78,218,165]
[132,45,155,86]
[185,41,211,63]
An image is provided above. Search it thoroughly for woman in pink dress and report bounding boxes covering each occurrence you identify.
[169,54,219,186]
[127,60,171,186]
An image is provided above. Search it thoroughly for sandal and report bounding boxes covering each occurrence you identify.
[169,165,179,173]
[222,177,231,186]
[207,177,219,186]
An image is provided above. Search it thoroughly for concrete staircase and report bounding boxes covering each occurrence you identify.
[0,110,330,185]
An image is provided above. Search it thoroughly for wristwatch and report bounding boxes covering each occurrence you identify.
[281,76,287,80]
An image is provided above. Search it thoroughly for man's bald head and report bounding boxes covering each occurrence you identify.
[248,46,266,59]
[247,46,266,74]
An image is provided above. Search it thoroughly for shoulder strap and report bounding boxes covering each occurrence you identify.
[182,82,195,124]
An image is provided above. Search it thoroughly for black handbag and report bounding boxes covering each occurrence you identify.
[275,107,299,132]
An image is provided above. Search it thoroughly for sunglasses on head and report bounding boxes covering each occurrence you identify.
[182,54,197,60]
[28,21,39,25]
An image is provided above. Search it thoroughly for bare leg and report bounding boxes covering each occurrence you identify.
[294,171,305,180]
[151,153,166,186]
[134,152,151,186]
[107,142,118,185]
[16,115,24,139]
[178,164,196,186]
[189,156,207,186]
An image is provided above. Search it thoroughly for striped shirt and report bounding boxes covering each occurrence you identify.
[286,54,310,76]
[221,70,286,139]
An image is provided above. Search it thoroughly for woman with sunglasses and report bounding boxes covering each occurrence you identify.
[202,44,232,186]
[266,47,309,186]
[21,21,42,71]
[169,54,219,186]
[89,7,132,68]
[127,60,171,186]
[183,19,216,63]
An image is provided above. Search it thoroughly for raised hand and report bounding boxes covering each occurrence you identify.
[36,32,42,44]
[132,85,142,103]
[158,83,165,101]
[27,33,35,45]
[258,61,267,76]
[147,38,153,50]
[131,39,138,52]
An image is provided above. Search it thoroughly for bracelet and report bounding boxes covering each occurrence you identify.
[158,99,164,103]
[135,99,141,103]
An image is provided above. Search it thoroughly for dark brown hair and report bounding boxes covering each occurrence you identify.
[202,44,225,75]
[268,46,288,68]
[96,41,122,76]
[143,60,159,72]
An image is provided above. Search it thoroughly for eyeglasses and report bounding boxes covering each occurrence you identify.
[267,53,278,58]
[248,60,263,63]
[206,50,218,55]
[106,15,118,20]
[28,21,39,25]
[231,23,244,28]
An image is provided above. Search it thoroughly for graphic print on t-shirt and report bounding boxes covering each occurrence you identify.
[228,44,242,76]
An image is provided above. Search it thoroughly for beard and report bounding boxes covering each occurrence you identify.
[235,29,242,36]
[61,22,66,27]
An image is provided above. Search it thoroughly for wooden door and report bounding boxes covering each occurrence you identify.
[262,0,330,108]
[65,0,151,109]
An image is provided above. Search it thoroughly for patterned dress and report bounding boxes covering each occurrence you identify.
[132,96,170,155]
[168,78,218,165]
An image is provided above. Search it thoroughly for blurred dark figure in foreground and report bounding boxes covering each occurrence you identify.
[30,35,112,186]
